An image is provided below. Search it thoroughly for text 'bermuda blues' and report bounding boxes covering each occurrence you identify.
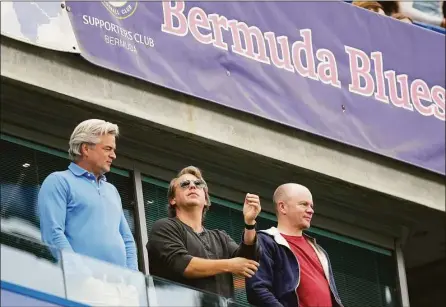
[160,1,445,121]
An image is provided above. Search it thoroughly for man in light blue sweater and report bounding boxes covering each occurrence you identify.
[38,119,138,271]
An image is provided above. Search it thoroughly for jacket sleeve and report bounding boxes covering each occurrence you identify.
[246,234,284,307]
[222,230,260,261]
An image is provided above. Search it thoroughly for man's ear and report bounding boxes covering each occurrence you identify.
[169,198,176,206]
[279,201,286,214]
[81,143,89,157]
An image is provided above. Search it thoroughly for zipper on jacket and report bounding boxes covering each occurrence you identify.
[295,253,300,307]
[293,235,342,307]
[275,237,300,305]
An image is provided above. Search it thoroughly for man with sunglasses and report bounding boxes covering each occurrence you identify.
[147,166,261,299]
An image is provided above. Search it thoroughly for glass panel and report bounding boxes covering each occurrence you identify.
[147,276,230,307]
[61,250,148,307]
[0,233,65,298]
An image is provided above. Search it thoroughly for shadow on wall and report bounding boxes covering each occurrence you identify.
[407,259,446,307]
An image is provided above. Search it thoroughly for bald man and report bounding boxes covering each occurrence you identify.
[246,184,343,307]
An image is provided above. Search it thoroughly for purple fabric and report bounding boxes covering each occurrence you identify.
[66,1,446,174]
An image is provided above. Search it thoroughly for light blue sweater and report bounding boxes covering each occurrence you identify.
[38,163,138,270]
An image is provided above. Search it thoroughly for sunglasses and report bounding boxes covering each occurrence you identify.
[179,179,207,189]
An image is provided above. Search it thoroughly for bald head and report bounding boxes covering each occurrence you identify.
[273,183,311,204]
[273,183,314,232]
[273,183,312,211]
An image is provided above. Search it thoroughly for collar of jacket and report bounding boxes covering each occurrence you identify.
[259,227,330,281]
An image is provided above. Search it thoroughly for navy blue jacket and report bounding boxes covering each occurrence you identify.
[246,227,343,307]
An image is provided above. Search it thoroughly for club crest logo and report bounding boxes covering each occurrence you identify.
[102,1,138,19]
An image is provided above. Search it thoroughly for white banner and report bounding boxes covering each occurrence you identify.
[1,1,79,53]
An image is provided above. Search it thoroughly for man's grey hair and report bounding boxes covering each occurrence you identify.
[68,119,119,161]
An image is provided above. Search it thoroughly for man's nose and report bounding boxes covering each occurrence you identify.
[110,151,116,159]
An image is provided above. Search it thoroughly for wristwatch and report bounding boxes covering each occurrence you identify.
[245,222,257,230]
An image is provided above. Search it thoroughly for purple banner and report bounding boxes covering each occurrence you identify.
[66,1,445,175]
